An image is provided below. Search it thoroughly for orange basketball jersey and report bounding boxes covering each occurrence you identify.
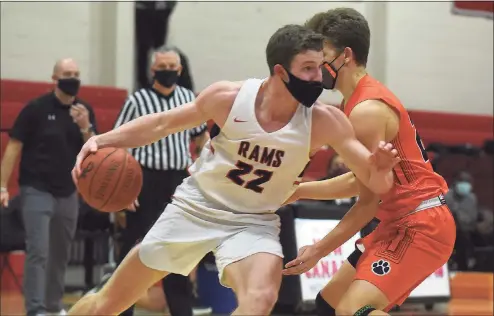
[343,75,449,221]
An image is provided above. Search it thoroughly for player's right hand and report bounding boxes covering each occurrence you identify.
[0,190,9,208]
[72,136,99,185]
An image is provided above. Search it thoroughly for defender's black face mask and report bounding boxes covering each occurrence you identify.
[283,69,323,108]
[321,54,345,90]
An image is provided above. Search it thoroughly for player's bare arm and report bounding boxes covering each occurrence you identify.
[94,81,238,148]
[309,101,399,246]
[289,172,358,203]
[72,81,241,179]
[310,103,399,195]
[283,180,379,275]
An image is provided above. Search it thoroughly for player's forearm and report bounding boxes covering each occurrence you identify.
[0,140,22,188]
[314,197,379,256]
[96,113,167,149]
[297,172,359,200]
[346,158,393,195]
[368,170,394,194]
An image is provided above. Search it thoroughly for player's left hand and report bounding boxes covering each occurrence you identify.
[370,141,400,171]
[282,245,324,275]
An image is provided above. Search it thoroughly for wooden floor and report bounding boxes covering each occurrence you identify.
[1,293,492,316]
[2,273,493,316]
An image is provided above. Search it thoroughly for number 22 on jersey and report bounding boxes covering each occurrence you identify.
[226,160,273,193]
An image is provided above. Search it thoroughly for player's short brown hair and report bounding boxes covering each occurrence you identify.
[305,8,370,66]
[266,24,324,75]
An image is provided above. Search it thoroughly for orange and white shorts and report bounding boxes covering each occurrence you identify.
[351,196,456,309]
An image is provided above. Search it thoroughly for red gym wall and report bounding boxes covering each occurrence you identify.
[1,79,493,208]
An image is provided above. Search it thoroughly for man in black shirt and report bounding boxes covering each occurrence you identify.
[0,58,97,316]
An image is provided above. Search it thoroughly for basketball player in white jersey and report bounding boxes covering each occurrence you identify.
[69,24,399,316]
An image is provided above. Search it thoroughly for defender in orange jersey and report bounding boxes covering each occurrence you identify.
[282,8,456,316]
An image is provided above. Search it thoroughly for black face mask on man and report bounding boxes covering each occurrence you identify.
[57,77,81,96]
[282,69,323,108]
[154,70,179,88]
[321,53,345,90]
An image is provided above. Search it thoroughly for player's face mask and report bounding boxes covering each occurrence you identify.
[154,69,179,88]
[282,69,323,108]
[57,77,81,96]
[321,53,346,90]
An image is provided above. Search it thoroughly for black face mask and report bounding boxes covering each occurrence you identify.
[57,77,81,96]
[321,55,345,90]
[154,70,179,88]
[283,69,323,108]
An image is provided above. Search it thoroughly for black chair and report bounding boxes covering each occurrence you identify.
[66,199,111,291]
[0,196,25,292]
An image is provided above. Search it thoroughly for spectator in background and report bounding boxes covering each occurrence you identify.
[0,58,97,316]
[135,1,195,91]
[90,46,210,316]
[446,171,478,270]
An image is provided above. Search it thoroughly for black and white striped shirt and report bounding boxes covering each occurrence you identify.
[114,86,207,171]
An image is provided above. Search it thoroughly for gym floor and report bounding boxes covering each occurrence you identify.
[1,291,493,316]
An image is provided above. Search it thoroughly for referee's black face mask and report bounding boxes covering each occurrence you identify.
[154,70,179,88]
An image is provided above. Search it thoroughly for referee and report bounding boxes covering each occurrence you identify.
[115,46,209,316]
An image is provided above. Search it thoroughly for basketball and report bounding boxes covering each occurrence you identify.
[77,147,143,213]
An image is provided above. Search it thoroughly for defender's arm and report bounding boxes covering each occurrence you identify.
[320,106,397,194]
[311,100,400,254]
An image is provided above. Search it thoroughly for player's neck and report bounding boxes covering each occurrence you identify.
[262,79,298,121]
[340,68,367,102]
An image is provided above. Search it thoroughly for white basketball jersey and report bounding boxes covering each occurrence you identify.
[173,79,312,214]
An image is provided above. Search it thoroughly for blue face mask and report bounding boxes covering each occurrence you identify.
[455,181,472,196]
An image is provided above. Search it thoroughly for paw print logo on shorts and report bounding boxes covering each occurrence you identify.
[371,259,391,276]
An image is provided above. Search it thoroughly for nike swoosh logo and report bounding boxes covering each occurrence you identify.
[234,117,247,123]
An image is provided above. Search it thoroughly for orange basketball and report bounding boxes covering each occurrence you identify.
[77,147,143,213]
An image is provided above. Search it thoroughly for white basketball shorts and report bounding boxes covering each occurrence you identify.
[138,202,283,286]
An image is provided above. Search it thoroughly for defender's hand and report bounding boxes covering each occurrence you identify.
[282,245,324,275]
[72,136,99,184]
[368,141,400,194]
[370,141,400,171]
